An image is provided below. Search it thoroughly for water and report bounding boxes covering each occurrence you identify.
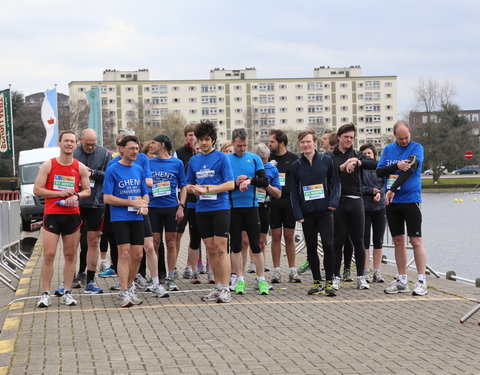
[381,192,480,281]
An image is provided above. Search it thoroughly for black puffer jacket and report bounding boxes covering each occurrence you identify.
[362,167,385,212]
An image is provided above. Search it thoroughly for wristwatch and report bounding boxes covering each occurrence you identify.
[179,203,186,208]
[74,192,80,199]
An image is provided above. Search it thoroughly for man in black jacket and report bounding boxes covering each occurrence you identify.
[330,123,377,291]
[73,128,111,293]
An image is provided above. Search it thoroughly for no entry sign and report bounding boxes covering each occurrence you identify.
[464,151,474,160]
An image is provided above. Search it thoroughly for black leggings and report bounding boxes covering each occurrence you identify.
[100,231,118,272]
[301,211,335,282]
[334,197,366,277]
[364,208,387,249]
[230,207,261,254]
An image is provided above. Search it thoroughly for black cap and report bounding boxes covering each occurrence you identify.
[153,134,172,152]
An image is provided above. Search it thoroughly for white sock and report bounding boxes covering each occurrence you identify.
[418,274,425,283]
[289,267,296,272]
[152,277,159,286]
[237,276,244,282]
[274,267,281,272]
[398,274,408,284]
[257,276,265,281]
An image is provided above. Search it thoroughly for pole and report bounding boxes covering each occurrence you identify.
[54,83,58,130]
[8,84,16,176]
[99,84,104,146]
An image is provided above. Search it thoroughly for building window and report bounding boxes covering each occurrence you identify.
[109,99,115,104]
[78,99,86,105]
[267,83,275,91]
[189,86,196,91]
[209,96,217,104]
[373,104,381,111]
[296,96,303,101]
[209,108,217,115]
[385,93,392,98]
[385,82,392,87]
[234,97,242,102]
[295,84,303,89]
[279,84,287,89]
[172,86,180,91]
[201,108,209,115]
[189,98,196,103]
[280,108,287,112]
[252,85,258,90]
[280,119,287,124]
[234,85,242,90]
[385,105,392,110]
[259,83,267,91]
[201,85,209,93]
[340,106,348,111]
[296,118,304,123]
[340,95,348,100]
[235,119,243,125]
[373,81,380,89]
[340,83,348,88]
[279,96,287,101]
[78,88,85,92]
[341,117,349,122]
[126,87,133,92]
[235,108,242,113]
[126,99,134,103]
[259,95,267,103]
[296,107,304,112]
[386,116,393,121]
[101,98,108,106]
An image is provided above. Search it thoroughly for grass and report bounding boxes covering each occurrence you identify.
[422,177,480,186]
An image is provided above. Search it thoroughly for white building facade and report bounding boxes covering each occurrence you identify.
[69,66,397,149]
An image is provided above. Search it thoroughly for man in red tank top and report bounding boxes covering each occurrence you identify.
[33,131,91,308]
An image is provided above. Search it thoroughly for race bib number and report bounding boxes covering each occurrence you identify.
[279,173,286,186]
[256,188,267,203]
[387,174,399,190]
[128,196,142,212]
[53,175,75,191]
[303,184,325,201]
[152,181,171,197]
[199,185,217,200]
[89,179,95,188]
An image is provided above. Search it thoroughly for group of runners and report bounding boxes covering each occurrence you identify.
[33,119,428,308]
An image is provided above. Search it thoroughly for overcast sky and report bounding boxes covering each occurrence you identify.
[1,0,478,118]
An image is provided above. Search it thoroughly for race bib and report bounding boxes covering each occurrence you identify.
[152,181,171,197]
[199,185,217,200]
[256,188,267,203]
[387,174,399,190]
[89,179,95,188]
[279,173,286,186]
[53,175,75,191]
[128,196,142,212]
[303,184,325,201]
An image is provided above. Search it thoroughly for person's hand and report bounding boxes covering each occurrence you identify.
[192,185,207,196]
[175,206,184,223]
[137,207,149,215]
[397,160,411,172]
[64,195,78,207]
[385,190,395,205]
[298,219,304,223]
[130,199,148,209]
[236,175,248,186]
[328,207,336,211]
[59,188,75,197]
[373,192,381,202]
[239,179,250,192]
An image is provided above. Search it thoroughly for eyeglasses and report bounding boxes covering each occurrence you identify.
[83,143,96,147]
[124,146,139,151]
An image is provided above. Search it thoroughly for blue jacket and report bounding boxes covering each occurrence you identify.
[290,152,341,221]
[362,167,385,212]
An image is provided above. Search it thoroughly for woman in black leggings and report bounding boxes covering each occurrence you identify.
[360,143,386,283]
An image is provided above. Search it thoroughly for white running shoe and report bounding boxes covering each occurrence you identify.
[332,276,341,291]
[412,281,428,296]
[202,288,220,302]
[37,292,51,308]
[216,288,232,303]
[152,284,169,298]
[60,291,77,306]
[357,276,370,290]
[119,290,133,308]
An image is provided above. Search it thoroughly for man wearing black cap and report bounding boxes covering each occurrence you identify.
[149,134,187,292]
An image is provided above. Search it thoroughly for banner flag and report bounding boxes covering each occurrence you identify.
[41,88,59,148]
[0,89,13,155]
[86,87,103,146]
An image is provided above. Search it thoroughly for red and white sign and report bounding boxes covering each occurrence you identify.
[464,151,473,160]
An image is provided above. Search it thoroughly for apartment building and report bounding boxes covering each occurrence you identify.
[69,66,397,148]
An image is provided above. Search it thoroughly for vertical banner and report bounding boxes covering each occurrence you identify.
[86,87,103,146]
[41,88,59,148]
[0,89,13,155]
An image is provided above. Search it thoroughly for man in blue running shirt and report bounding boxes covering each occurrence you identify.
[377,121,428,296]
[186,121,235,303]
[227,128,270,296]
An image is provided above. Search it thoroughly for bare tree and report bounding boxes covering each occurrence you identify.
[159,112,187,150]
[283,128,302,154]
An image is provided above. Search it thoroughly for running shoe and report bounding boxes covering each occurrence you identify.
[364,270,373,283]
[332,276,341,291]
[235,280,246,294]
[357,276,370,290]
[71,275,82,289]
[254,278,273,291]
[289,269,301,283]
[247,262,256,273]
[201,288,220,302]
[134,274,148,289]
[373,270,385,283]
[60,291,77,306]
[343,269,353,282]
[84,280,103,294]
[271,270,282,284]
[191,272,201,284]
[99,268,117,278]
[166,279,179,291]
[119,290,133,308]
[412,281,428,296]
[77,272,87,287]
[198,262,205,274]
[207,271,215,284]
[110,279,120,291]
[297,261,310,274]
[384,280,410,294]
[99,261,108,272]
[54,282,65,297]
[129,284,143,305]
[324,281,336,297]
[216,289,232,303]
[258,280,270,295]
[307,281,323,295]
[173,269,179,280]
[37,292,51,308]
[183,267,193,279]
[152,284,169,298]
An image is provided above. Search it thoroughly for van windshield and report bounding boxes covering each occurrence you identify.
[20,163,43,184]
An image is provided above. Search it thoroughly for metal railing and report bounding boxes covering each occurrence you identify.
[0,200,28,291]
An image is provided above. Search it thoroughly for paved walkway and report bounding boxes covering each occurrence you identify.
[0,233,479,375]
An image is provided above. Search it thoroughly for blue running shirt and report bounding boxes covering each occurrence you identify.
[108,153,152,180]
[228,152,264,208]
[377,141,423,203]
[103,162,148,221]
[185,150,234,212]
[148,157,186,208]
[260,161,281,203]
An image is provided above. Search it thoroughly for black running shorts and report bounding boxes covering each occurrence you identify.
[43,214,82,236]
[112,221,145,246]
[148,206,178,233]
[196,209,230,239]
[269,199,296,230]
[80,207,105,232]
[386,202,422,237]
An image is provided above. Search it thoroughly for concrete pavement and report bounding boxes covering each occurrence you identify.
[0,232,479,375]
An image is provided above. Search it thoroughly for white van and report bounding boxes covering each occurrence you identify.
[18,147,60,230]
